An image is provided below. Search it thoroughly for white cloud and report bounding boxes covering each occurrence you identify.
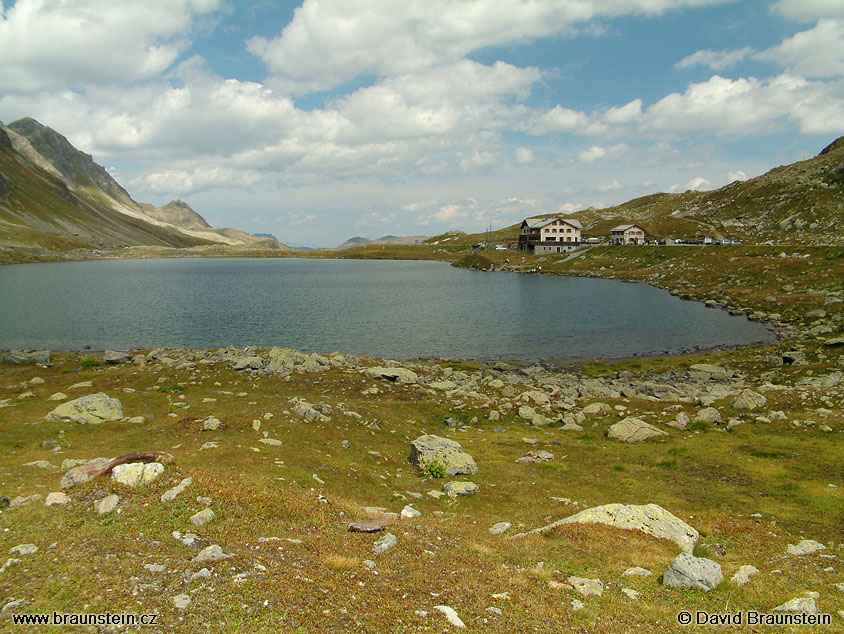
[400,200,437,212]
[0,0,221,93]
[597,179,623,192]
[524,105,591,134]
[249,0,730,95]
[603,99,643,125]
[514,147,535,164]
[773,0,844,21]
[728,170,748,181]
[277,211,317,226]
[676,47,753,71]
[558,202,582,213]
[758,19,844,78]
[578,143,629,163]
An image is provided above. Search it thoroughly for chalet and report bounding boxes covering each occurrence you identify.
[518,217,582,253]
[610,224,646,245]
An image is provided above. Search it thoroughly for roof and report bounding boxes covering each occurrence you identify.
[610,224,645,232]
[523,216,583,230]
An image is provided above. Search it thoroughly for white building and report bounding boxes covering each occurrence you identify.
[518,217,583,253]
[610,224,646,245]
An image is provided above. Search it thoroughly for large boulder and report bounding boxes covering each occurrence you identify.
[731,389,767,410]
[662,553,723,591]
[410,435,477,476]
[364,366,418,384]
[688,364,730,380]
[103,350,131,364]
[60,457,112,489]
[514,503,699,554]
[607,418,668,443]
[111,462,164,487]
[45,393,123,424]
[6,350,51,364]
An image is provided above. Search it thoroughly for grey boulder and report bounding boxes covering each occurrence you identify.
[409,434,477,476]
[662,553,723,591]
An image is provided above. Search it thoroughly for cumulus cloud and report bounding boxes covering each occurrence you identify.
[514,147,535,164]
[0,0,220,93]
[728,170,748,181]
[758,19,844,78]
[773,0,844,21]
[597,179,623,192]
[578,143,629,163]
[249,0,730,94]
[558,202,583,213]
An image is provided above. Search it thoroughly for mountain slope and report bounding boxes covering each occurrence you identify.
[336,234,429,249]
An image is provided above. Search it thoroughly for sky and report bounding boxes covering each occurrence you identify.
[1,0,843,248]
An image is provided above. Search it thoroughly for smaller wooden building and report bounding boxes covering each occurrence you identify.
[610,224,646,245]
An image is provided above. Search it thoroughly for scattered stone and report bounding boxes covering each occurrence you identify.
[45,393,123,424]
[127,416,145,424]
[409,435,478,476]
[773,598,819,614]
[732,389,767,410]
[571,599,585,611]
[373,533,397,555]
[364,366,418,384]
[582,402,611,415]
[622,567,653,577]
[731,565,760,586]
[60,457,112,489]
[190,508,216,527]
[621,588,641,600]
[48,392,67,401]
[103,350,130,364]
[23,460,52,469]
[401,505,421,519]
[199,442,218,451]
[433,605,465,628]
[144,563,165,573]
[161,478,192,503]
[189,568,212,582]
[662,553,723,592]
[68,381,93,389]
[516,450,553,463]
[96,494,119,514]
[112,462,164,487]
[349,519,388,533]
[669,412,690,429]
[9,494,42,508]
[202,416,223,431]
[7,350,51,364]
[443,481,478,496]
[607,418,668,443]
[44,492,69,507]
[689,364,730,380]
[568,576,604,597]
[489,522,512,535]
[172,594,191,610]
[259,438,283,446]
[192,544,233,563]
[787,539,826,556]
[9,544,38,556]
[695,407,722,424]
[517,503,698,553]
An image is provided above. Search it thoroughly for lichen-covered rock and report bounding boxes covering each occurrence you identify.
[688,364,730,380]
[607,418,668,443]
[662,553,723,591]
[410,435,477,476]
[111,462,164,487]
[773,597,819,614]
[45,393,123,424]
[731,389,767,410]
[787,539,826,556]
[103,350,130,364]
[373,532,397,555]
[694,407,722,424]
[443,481,478,496]
[60,457,112,489]
[7,350,50,364]
[730,565,759,586]
[515,503,699,553]
[364,366,418,384]
[568,576,604,597]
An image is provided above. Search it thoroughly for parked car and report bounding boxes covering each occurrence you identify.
[494,245,508,251]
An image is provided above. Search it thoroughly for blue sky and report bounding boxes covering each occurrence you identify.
[1,0,843,247]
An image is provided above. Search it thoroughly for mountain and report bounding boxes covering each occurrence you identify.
[336,234,429,249]
[0,117,288,254]
[431,137,844,247]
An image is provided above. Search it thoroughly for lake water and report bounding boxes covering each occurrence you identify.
[0,258,774,361]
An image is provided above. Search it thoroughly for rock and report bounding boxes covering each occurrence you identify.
[202,416,223,431]
[433,605,465,628]
[730,565,759,586]
[373,532,397,555]
[23,460,52,469]
[189,568,212,581]
[568,576,604,597]
[259,438,283,446]
[10,494,42,508]
[607,418,668,443]
[401,505,421,519]
[516,450,554,463]
[518,405,536,420]
[443,481,478,496]
[787,539,826,556]
[48,392,67,401]
[409,434,477,476]
[349,519,388,533]
[192,544,232,563]
[199,442,218,451]
[7,350,50,364]
[60,457,112,489]
[517,503,699,553]
[694,407,722,424]
[621,588,641,600]
[364,366,418,384]
[9,544,38,556]
[172,594,191,610]
[96,494,119,514]
[127,416,145,424]
[669,412,690,429]
[582,402,611,415]
[103,350,130,364]
[489,522,512,535]
[190,508,215,527]
[68,380,93,389]
[111,462,164,487]
[161,478,192,503]
[822,336,844,347]
[44,492,69,507]
[662,553,723,591]
[622,567,652,577]
[773,598,819,614]
[732,389,767,410]
[45,393,123,424]
[571,599,585,611]
[145,563,165,573]
[689,364,730,380]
